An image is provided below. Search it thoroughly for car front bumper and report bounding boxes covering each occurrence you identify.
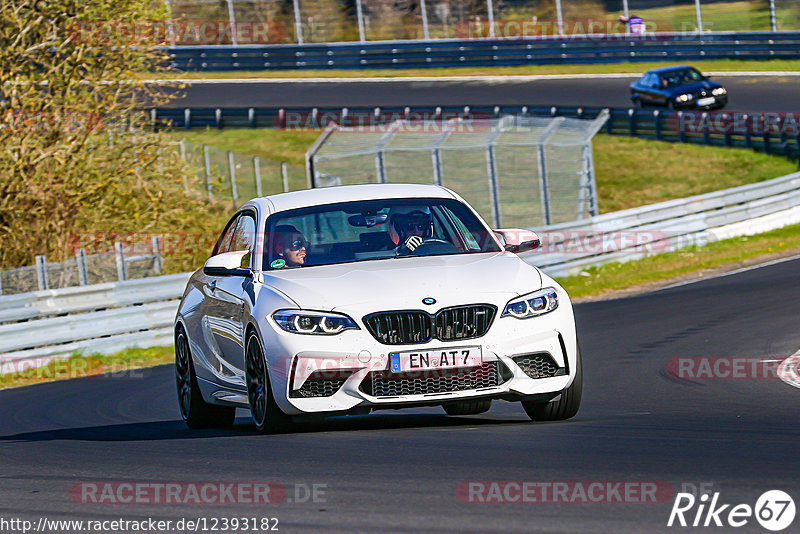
[258,289,579,416]
[675,94,728,110]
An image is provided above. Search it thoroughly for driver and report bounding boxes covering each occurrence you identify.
[272,225,309,268]
[388,206,433,256]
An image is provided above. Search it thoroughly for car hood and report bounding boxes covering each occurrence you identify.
[668,80,720,95]
[259,252,542,313]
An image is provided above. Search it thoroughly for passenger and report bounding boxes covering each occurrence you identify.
[272,225,309,267]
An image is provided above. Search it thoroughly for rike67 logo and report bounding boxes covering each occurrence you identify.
[668,490,796,531]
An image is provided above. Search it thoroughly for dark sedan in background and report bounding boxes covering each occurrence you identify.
[630,65,728,110]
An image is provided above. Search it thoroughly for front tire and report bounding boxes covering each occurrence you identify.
[246,332,291,434]
[175,327,236,428]
[522,344,583,421]
[443,399,492,416]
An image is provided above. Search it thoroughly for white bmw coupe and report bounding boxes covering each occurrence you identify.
[175,184,582,432]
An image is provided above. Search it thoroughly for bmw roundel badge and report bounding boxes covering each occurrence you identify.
[422,297,436,305]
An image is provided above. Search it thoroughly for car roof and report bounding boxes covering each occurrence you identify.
[646,65,694,75]
[245,183,457,216]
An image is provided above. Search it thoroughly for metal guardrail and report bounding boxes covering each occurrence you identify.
[153,105,800,161]
[528,171,800,277]
[0,273,190,368]
[167,32,800,71]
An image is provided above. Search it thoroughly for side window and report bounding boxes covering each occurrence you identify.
[230,213,257,253]
[212,215,240,256]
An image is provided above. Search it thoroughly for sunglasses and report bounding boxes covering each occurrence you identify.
[287,239,310,251]
[403,222,429,231]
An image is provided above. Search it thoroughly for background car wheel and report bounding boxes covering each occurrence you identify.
[443,399,492,416]
[522,344,583,422]
[246,332,291,434]
[175,327,236,429]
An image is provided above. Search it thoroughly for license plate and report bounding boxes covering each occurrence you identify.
[697,97,715,106]
[389,347,482,373]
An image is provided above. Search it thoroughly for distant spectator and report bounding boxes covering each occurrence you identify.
[618,14,645,36]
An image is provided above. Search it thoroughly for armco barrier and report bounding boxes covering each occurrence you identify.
[2,170,800,371]
[167,32,800,71]
[0,273,190,369]
[152,106,800,161]
[528,171,800,277]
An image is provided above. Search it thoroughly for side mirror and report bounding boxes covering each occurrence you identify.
[204,250,252,277]
[494,229,540,253]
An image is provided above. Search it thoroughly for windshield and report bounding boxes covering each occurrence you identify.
[660,68,704,88]
[264,197,502,270]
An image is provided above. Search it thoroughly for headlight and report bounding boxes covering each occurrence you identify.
[272,310,359,335]
[677,94,693,102]
[712,87,726,95]
[502,288,558,319]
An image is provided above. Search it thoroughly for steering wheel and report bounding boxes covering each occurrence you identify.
[412,239,457,256]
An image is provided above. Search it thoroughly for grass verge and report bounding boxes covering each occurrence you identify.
[0,347,174,390]
[146,59,800,80]
[592,135,797,213]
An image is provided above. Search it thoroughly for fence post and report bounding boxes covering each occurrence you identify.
[678,112,687,143]
[485,145,502,228]
[355,0,366,42]
[744,114,752,148]
[702,112,710,145]
[184,108,191,129]
[114,243,128,281]
[203,144,213,201]
[281,162,290,193]
[420,0,430,40]
[622,0,630,34]
[228,151,239,205]
[769,0,777,32]
[431,149,443,186]
[536,117,564,226]
[76,248,89,285]
[254,157,263,197]
[292,0,304,44]
[654,110,662,140]
[486,0,496,38]
[248,107,255,128]
[225,0,238,45]
[178,140,189,193]
[35,255,49,291]
[694,0,703,32]
[375,151,387,183]
[152,236,163,275]
[628,108,636,136]
[555,0,565,37]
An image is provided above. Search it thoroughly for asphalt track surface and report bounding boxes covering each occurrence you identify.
[2,256,799,533]
[169,75,800,113]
